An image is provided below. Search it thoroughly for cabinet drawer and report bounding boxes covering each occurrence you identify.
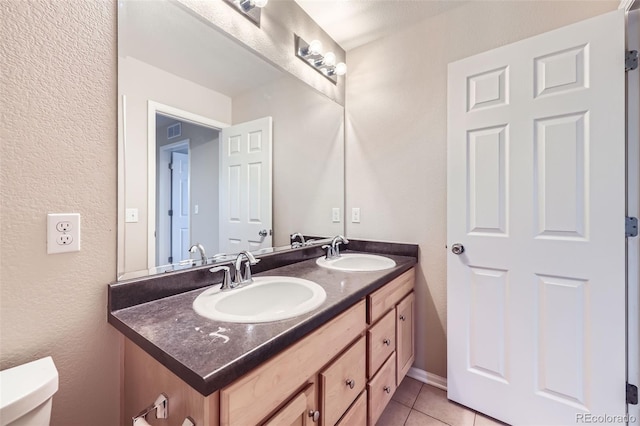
[320,337,366,426]
[368,268,415,324]
[336,390,366,426]
[367,309,395,377]
[367,352,396,425]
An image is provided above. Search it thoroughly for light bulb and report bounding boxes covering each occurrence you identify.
[253,0,268,7]
[308,40,323,56]
[323,52,336,67]
[335,62,347,76]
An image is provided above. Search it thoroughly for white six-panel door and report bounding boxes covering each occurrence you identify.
[171,151,190,263]
[447,10,626,425]
[219,117,273,254]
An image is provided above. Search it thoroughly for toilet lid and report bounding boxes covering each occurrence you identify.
[0,357,58,426]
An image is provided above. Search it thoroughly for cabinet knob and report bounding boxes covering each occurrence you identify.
[383,338,391,346]
[308,410,320,422]
[399,315,406,321]
[345,379,355,389]
[384,386,391,394]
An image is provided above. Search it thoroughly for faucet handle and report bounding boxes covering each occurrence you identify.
[209,266,231,291]
[321,244,334,260]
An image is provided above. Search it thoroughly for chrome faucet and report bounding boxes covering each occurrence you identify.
[290,232,306,248]
[189,243,207,264]
[233,251,260,287]
[322,235,349,260]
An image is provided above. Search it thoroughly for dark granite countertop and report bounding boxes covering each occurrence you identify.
[108,241,418,396]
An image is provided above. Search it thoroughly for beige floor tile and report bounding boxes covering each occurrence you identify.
[392,376,423,407]
[413,385,475,426]
[376,400,412,426]
[405,409,449,426]
[474,413,509,426]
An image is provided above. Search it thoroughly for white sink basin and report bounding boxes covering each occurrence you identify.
[193,276,326,323]
[316,253,396,272]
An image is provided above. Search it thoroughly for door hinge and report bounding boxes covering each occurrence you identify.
[628,383,638,405]
[626,50,638,72]
[169,162,174,170]
[627,216,638,237]
[168,209,173,217]
[168,256,173,263]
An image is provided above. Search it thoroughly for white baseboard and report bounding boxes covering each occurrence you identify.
[407,367,447,391]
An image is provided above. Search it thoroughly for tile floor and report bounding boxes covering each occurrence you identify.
[376,377,508,426]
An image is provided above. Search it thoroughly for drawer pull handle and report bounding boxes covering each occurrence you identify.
[346,379,355,389]
[383,338,391,346]
[399,315,406,321]
[384,386,391,394]
[308,410,320,422]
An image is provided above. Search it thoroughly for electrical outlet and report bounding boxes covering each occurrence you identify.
[56,221,72,232]
[47,213,80,254]
[352,208,361,223]
[57,234,73,245]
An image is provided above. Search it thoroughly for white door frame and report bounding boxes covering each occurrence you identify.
[147,101,229,269]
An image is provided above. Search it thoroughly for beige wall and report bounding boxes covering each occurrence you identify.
[0,1,120,425]
[345,0,618,378]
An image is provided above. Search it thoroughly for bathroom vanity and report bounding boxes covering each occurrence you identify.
[108,241,417,425]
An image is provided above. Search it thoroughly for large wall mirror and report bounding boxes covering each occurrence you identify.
[117,0,345,280]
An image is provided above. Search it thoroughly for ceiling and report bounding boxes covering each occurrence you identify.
[294,0,468,51]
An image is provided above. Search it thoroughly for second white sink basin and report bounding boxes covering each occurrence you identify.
[193,276,326,323]
[316,253,396,272]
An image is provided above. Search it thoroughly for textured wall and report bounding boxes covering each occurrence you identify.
[0,1,120,425]
[345,0,618,378]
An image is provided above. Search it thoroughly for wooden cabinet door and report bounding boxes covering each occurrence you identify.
[396,292,415,385]
[263,382,317,426]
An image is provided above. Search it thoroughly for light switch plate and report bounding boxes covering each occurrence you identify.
[351,208,361,223]
[332,207,341,223]
[125,208,139,223]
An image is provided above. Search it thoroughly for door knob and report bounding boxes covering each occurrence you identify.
[451,243,465,255]
[258,229,268,237]
[346,379,355,389]
[308,410,320,422]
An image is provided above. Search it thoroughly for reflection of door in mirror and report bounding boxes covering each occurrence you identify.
[156,133,190,265]
[219,117,273,253]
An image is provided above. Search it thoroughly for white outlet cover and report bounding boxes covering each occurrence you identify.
[47,213,81,254]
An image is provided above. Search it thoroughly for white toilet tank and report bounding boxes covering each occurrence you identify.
[0,357,58,426]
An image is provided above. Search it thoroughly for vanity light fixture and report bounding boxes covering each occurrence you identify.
[295,35,347,84]
[222,0,268,27]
